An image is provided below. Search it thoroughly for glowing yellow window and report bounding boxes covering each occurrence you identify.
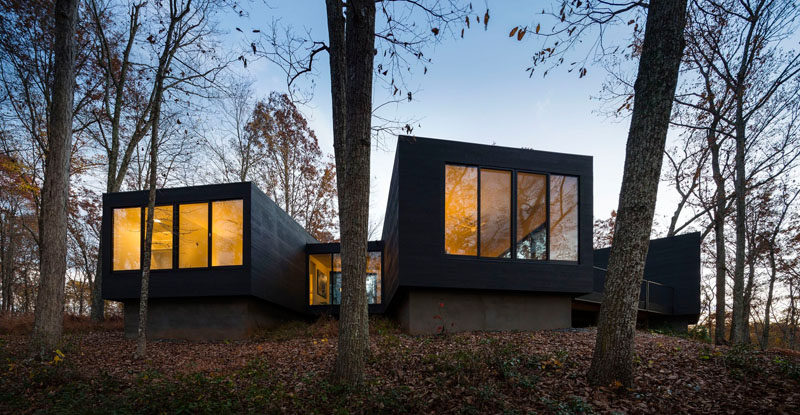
[148,206,173,270]
[211,200,243,266]
[179,203,208,268]
[113,207,141,271]
[444,165,478,255]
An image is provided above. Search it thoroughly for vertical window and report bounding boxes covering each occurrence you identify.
[150,206,173,270]
[480,169,511,258]
[549,175,579,261]
[179,203,208,268]
[211,200,243,266]
[366,251,382,304]
[516,172,547,260]
[308,254,332,305]
[113,207,141,271]
[444,165,478,255]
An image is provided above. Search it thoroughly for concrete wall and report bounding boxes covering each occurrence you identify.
[123,296,297,341]
[395,288,572,335]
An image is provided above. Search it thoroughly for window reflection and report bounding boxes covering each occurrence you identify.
[150,206,173,269]
[212,200,243,266]
[445,165,478,255]
[549,175,578,261]
[480,169,511,258]
[113,207,141,271]
[516,172,547,260]
[179,203,208,268]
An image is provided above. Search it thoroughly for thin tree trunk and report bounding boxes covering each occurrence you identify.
[587,0,688,387]
[325,0,375,386]
[31,0,79,358]
[761,249,777,350]
[709,126,728,345]
[136,122,158,359]
[730,107,747,344]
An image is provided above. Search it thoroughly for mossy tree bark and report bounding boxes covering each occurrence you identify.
[587,0,688,387]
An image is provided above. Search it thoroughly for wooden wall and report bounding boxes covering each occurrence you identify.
[387,135,594,301]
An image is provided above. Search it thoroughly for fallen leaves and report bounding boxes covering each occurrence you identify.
[0,327,797,414]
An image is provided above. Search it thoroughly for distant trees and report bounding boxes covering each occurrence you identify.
[661,0,800,346]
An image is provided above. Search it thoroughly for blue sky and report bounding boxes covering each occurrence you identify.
[219,1,679,232]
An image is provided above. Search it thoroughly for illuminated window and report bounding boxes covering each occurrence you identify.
[308,251,382,305]
[444,165,478,255]
[113,207,141,271]
[309,254,332,305]
[211,200,243,266]
[149,206,173,270]
[443,164,579,263]
[516,172,547,260]
[550,175,579,261]
[480,169,511,258]
[179,203,208,268]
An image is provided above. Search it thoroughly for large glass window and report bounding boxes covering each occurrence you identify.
[308,252,382,306]
[113,207,141,271]
[444,165,478,255]
[480,169,511,258]
[549,175,579,261]
[211,200,243,266]
[150,206,173,270]
[179,203,208,268]
[443,164,579,262]
[516,173,547,260]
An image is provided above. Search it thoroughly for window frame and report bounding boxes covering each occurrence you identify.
[306,248,385,307]
[442,162,580,264]
[110,198,246,274]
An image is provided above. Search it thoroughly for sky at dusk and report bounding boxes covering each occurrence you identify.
[217,1,681,234]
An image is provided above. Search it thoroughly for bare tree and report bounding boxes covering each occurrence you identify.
[249,0,475,384]
[31,0,79,358]
[133,0,226,358]
[586,0,688,386]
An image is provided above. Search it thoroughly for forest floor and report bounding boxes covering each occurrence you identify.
[1,316,799,414]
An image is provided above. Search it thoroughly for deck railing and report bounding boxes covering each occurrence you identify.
[593,267,674,314]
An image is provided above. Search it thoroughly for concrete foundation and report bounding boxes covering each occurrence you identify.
[395,288,573,335]
[123,297,297,341]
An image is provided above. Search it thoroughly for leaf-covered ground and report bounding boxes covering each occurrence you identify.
[1,319,798,414]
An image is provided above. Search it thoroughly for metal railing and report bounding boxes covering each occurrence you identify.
[592,267,675,314]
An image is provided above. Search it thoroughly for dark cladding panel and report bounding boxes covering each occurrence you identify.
[102,182,252,300]
[381,151,401,308]
[392,136,594,295]
[249,185,318,312]
[593,232,701,316]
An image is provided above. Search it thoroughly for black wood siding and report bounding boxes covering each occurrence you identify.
[101,182,318,313]
[381,151,401,308]
[248,185,318,312]
[593,232,701,316]
[102,182,253,300]
[389,135,594,296]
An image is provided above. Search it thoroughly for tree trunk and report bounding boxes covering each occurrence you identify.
[709,127,727,345]
[587,0,687,387]
[135,124,158,359]
[761,249,777,350]
[325,0,375,386]
[1,215,15,314]
[31,0,79,358]
[730,103,747,344]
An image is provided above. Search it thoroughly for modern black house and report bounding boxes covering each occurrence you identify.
[101,136,701,339]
